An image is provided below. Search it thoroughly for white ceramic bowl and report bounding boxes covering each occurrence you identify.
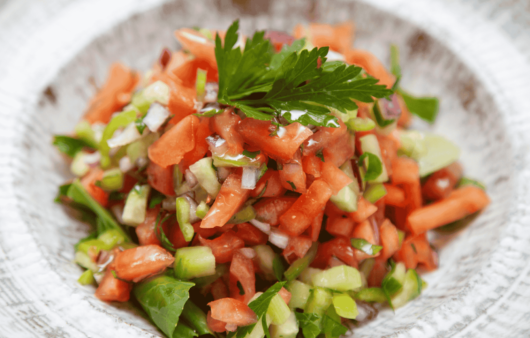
[1,0,530,337]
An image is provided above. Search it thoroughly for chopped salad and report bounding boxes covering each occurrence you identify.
[53,20,490,338]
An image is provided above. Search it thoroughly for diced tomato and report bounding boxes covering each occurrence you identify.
[322,132,355,168]
[148,115,198,168]
[120,174,139,195]
[367,258,388,287]
[95,269,132,302]
[254,197,297,226]
[164,51,188,74]
[302,154,322,178]
[179,116,213,172]
[304,209,324,242]
[326,215,355,238]
[422,162,463,201]
[136,206,162,246]
[172,58,218,87]
[208,298,258,326]
[279,287,292,305]
[210,109,245,155]
[207,311,228,333]
[211,278,229,300]
[347,197,377,223]
[167,220,190,249]
[324,200,348,218]
[235,223,268,246]
[279,163,307,193]
[193,221,218,239]
[146,162,175,196]
[201,174,250,228]
[373,199,386,225]
[81,168,109,207]
[283,236,313,263]
[391,157,419,185]
[250,170,286,198]
[379,219,400,261]
[174,28,217,70]
[383,184,406,207]
[311,237,357,269]
[378,135,398,177]
[237,119,313,161]
[229,250,256,303]
[293,22,354,53]
[344,49,395,88]
[393,233,438,271]
[320,161,353,194]
[302,119,347,156]
[84,63,138,124]
[114,245,174,282]
[265,30,295,52]
[279,180,333,237]
[151,73,196,125]
[198,231,245,263]
[351,219,378,261]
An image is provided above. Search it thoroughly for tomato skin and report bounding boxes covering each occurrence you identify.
[235,223,268,246]
[174,28,217,70]
[237,119,313,161]
[114,245,175,282]
[201,174,250,228]
[136,206,162,246]
[279,180,333,237]
[95,269,132,302]
[279,163,307,193]
[211,278,229,300]
[348,197,377,223]
[81,168,109,207]
[198,231,245,264]
[393,233,438,271]
[302,119,347,156]
[283,236,313,263]
[250,170,286,198]
[326,215,355,238]
[351,220,378,261]
[146,162,175,196]
[378,219,400,261]
[193,221,219,239]
[265,30,295,52]
[150,72,196,125]
[302,154,322,178]
[367,258,388,287]
[279,287,292,305]
[208,298,258,326]
[173,58,218,87]
[210,109,245,155]
[253,197,297,226]
[167,220,190,249]
[294,22,354,53]
[344,49,395,88]
[311,237,357,269]
[320,161,353,195]
[322,132,355,168]
[179,117,213,172]
[229,250,256,303]
[422,162,463,201]
[304,209,324,242]
[207,311,228,332]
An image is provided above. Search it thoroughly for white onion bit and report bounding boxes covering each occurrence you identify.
[111,204,125,224]
[239,247,256,259]
[269,228,289,249]
[143,103,170,132]
[241,167,259,190]
[185,169,199,189]
[249,219,271,235]
[217,167,231,181]
[107,123,144,148]
[83,151,101,165]
[326,50,345,62]
[119,156,135,172]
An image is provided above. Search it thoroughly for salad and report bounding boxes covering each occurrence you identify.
[53,20,490,338]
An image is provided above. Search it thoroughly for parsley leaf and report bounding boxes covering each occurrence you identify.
[53,135,93,158]
[358,152,383,181]
[135,116,147,134]
[149,189,165,208]
[351,238,383,255]
[322,313,348,338]
[295,312,322,338]
[315,149,325,162]
[243,150,260,159]
[398,89,439,123]
[194,108,224,117]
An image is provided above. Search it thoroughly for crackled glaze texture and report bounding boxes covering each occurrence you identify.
[0,0,529,337]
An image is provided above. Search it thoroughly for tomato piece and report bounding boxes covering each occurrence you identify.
[294,22,354,53]
[320,161,353,194]
[391,157,419,185]
[250,170,286,198]
[120,174,139,195]
[210,109,245,155]
[279,180,333,237]
[302,154,322,178]
[283,236,313,263]
[193,221,218,239]
[253,197,297,226]
[136,206,162,246]
[393,233,438,271]
[167,219,190,249]
[84,63,138,124]
[229,250,256,303]
[304,209,324,242]
[81,168,109,207]
[279,287,292,305]
[351,220,377,261]
[148,115,198,168]
[367,258,388,287]
[207,311,228,333]
[172,58,218,87]
[178,117,213,172]
[201,174,250,228]
[146,162,175,196]
[235,223,268,246]
[311,237,357,269]
[344,49,395,88]
[377,134,398,177]
[198,231,245,264]
[150,73,196,125]
[347,197,377,223]
[265,30,295,52]
[208,298,258,326]
[174,28,217,70]
[422,162,463,201]
[237,119,313,161]
[383,184,406,207]
[279,163,307,193]
[324,200,347,218]
[326,215,355,238]
[379,219,399,261]
[114,245,174,282]
[302,119,347,156]
[95,269,132,302]
[322,132,355,168]
[211,278,229,300]
[164,51,188,75]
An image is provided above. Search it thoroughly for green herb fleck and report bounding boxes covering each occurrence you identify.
[286,181,296,191]
[358,152,383,181]
[242,150,260,159]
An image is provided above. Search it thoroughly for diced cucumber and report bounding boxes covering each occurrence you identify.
[399,130,427,159]
[381,262,406,301]
[74,120,99,149]
[270,312,298,338]
[132,80,170,113]
[391,269,422,308]
[417,134,460,177]
[332,293,358,319]
[189,157,221,198]
[74,251,97,272]
[298,267,322,286]
[330,159,360,212]
[196,68,207,101]
[126,132,159,164]
[78,269,95,285]
[267,294,291,325]
[359,134,388,183]
[174,246,216,280]
[213,153,263,168]
[70,151,90,177]
[254,245,276,280]
[98,229,127,250]
[77,239,105,256]
[100,168,124,191]
[458,177,486,190]
[346,117,375,132]
[363,183,387,203]
[192,263,229,287]
[371,100,397,136]
[195,201,210,219]
[122,184,150,226]
[285,280,311,310]
[227,205,256,224]
[312,266,362,292]
[353,287,386,303]
[176,197,195,242]
[305,287,333,315]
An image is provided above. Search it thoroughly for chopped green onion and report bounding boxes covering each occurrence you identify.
[353,287,387,303]
[98,229,127,250]
[358,152,384,182]
[74,120,99,149]
[189,157,221,198]
[70,151,90,177]
[267,293,291,325]
[182,300,213,336]
[74,251,97,272]
[174,246,216,280]
[284,242,318,282]
[78,269,95,285]
[332,293,358,319]
[359,134,388,182]
[270,312,298,338]
[312,265,362,292]
[100,168,124,191]
[127,132,159,164]
[363,182,387,203]
[346,117,375,132]
[195,201,210,219]
[458,177,486,190]
[391,269,423,308]
[351,238,383,256]
[254,245,277,281]
[227,205,256,224]
[196,68,208,102]
[100,109,137,168]
[176,197,195,242]
[382,262,406,308]
[243,149,260,159]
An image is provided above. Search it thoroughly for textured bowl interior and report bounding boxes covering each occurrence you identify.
[2,0,530,337]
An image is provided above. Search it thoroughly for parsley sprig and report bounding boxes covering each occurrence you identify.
[214,20,392,127]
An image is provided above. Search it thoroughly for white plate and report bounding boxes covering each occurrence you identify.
[0,0,529,337]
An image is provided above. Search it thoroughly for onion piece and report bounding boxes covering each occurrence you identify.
[326,50,345,62]
[83,151,101,165]
[185,169,199,189]
[119,156,135,172]
[107,123,144,148]
[269,228,289,249]
[239,247,256,259]
[206,135,229,157]
[204,82,219,103]
[143,103,170,132]
[241,167,259,190]
[111,204,125,224]
[162,197,176,211]
[249,219,271,235]
[217,167,231,181]
[182,195,200,224]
